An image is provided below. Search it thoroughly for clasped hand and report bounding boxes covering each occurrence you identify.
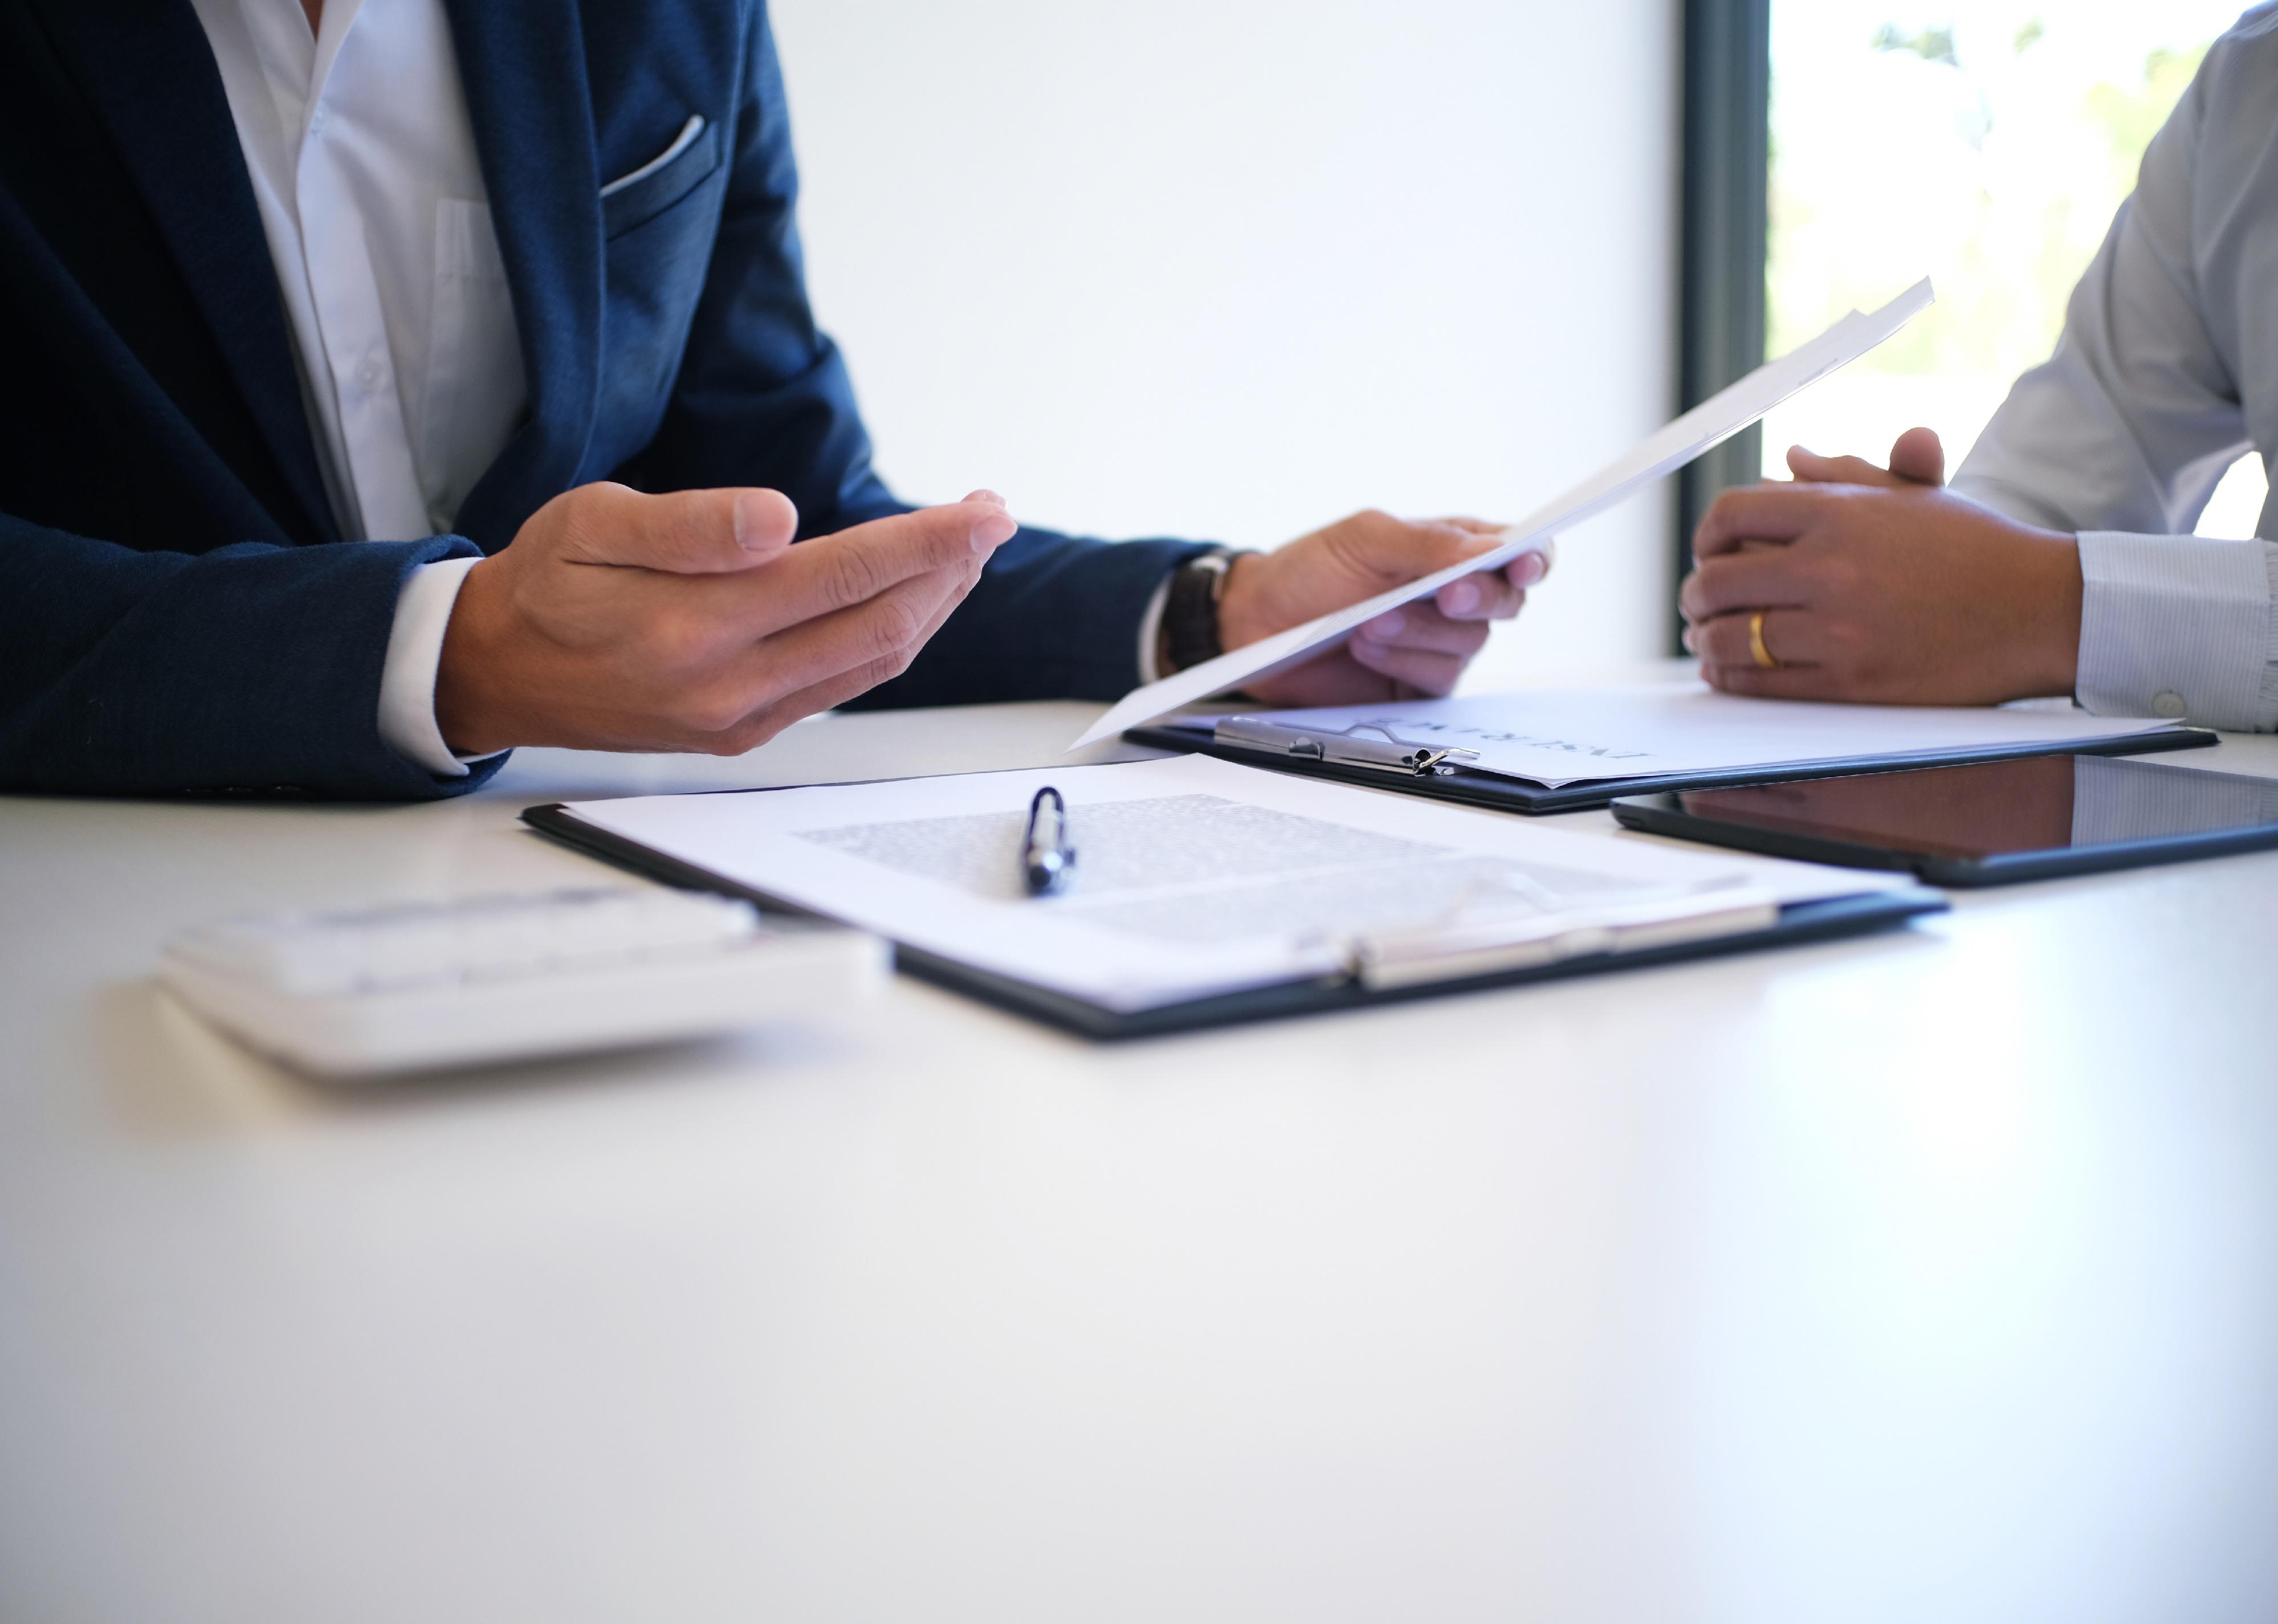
[1680,427,2084,706]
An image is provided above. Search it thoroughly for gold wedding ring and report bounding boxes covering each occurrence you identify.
[1748,610,1780,670]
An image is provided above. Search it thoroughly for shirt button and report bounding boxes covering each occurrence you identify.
[358,356,386,389]
[2152,689,2187,719]
[309,105,329,136]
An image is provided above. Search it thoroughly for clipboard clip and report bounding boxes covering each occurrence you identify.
[1338,880,1780,991]
[1213,717,1482,778]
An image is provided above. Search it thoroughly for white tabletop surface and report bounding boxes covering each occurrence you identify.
[6,688,2277,1623]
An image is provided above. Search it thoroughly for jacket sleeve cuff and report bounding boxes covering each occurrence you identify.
[378,557,507,777]
[2075,531,2278,731]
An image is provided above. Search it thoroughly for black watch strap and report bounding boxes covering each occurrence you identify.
[1163,548,1242,675]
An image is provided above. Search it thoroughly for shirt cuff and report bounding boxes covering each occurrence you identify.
[1134,570,1174,685]
[2074,531,2278,731]
[377,556,499,777]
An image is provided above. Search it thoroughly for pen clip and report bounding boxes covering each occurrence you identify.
[1213,717,1482,778]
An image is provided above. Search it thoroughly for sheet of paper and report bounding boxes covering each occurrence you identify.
[1070,278,1936,751]
[559,755,1910,1013]
[1197,684,2182,787]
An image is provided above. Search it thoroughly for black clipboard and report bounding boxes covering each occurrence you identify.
[523,801,1947,1041]
[1123,720,2217,815]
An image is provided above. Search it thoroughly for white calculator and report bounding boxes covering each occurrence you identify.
[160,886,885,1078]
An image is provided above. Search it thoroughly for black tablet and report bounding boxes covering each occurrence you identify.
[1610,752,2278,886]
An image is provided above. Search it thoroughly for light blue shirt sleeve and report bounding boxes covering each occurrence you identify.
[2069,533,2278,728]
[1950,6,2278,732]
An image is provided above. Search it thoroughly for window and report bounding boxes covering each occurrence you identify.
[1757,2,2265,535]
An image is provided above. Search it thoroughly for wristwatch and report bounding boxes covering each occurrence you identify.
[1161,548,1245,675]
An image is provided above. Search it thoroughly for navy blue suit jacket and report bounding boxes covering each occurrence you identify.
[0,0,1211,797]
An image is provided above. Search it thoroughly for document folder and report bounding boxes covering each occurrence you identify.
[523,752,1948,1040]
[1124,715,2216,815]
[525,800,1941,1037]
[881,890,1944,1039]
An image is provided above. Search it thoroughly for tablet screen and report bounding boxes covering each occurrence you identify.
[1674,754,2278,862]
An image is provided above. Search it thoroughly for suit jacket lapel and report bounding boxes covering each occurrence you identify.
[32,0,339,545]
[442,0,605,552]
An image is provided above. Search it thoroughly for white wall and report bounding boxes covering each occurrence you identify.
[770,0,1679,686]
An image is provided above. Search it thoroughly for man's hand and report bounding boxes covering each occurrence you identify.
[1679,428,2084,705]
[435,482,1015,755]
[1216,510,1551,707]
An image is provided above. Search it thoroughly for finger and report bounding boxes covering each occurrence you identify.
[1677,549,1816,623]
[1682,607,1820,670]
[1344,634,1469,696]
[787,557,980,708]
[1427,516,1508,536]
[755,560,980,696]
[1330,511,1510,589]
[1499,536,1557,590]
[1355,605,1492,658]
[1692,485,1833,557]
[1888,426,1946,486]
[706,647,935,755]
[1432,536,1554,616]
[1698,659,1843,700]
[563,483,801,574]
[673,558,979,736]
[1434,568,1526,619]
[723,499,1015,633]
[1785,446,1905,488]
[881,548,982,658]
[714,560,986,750]
[715,662,907,753]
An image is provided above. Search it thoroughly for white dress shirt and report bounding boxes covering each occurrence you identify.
[190,0,522,776]
[194,0,1175,772]
[1951,5,2278,732]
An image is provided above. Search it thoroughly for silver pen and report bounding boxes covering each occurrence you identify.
[1021,786,1077,896]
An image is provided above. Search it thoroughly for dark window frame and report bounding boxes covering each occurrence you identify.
[1675,0,1771,648]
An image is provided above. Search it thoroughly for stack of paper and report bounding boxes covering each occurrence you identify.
[1073,279,1937,752]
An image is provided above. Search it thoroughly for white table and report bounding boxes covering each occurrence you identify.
[6,695,2277,1623]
